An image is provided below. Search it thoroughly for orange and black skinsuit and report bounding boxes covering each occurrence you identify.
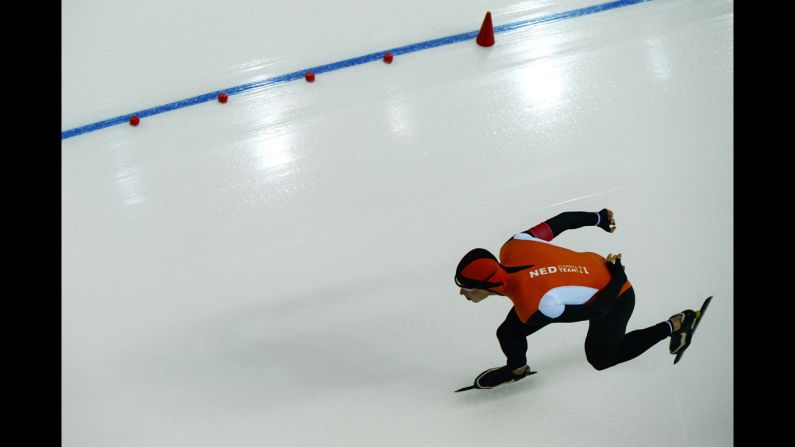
[485,211,671,371]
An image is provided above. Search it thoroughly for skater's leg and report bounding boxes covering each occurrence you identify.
[497,308,547,370]
[584,288,670,370]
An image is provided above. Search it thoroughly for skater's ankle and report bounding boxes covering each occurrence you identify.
[512,365,529,376]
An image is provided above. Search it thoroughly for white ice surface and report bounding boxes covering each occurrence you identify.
[62,0,733,445]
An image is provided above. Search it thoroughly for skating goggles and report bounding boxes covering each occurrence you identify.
[455,277,476,292]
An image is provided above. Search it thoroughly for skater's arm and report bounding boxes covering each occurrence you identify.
[524,209,615,241]
[548,255,628,322]
[587,254,627,316]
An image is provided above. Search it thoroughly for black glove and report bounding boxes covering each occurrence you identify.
[597,208,613,233]
[605,257,627,283]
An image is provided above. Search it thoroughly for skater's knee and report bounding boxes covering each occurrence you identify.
[585,349,614,371]
[588,358,612,371]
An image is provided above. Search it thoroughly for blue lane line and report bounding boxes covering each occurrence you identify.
[61,0,651,141]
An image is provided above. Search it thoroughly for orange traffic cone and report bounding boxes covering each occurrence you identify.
[476,11,495,47]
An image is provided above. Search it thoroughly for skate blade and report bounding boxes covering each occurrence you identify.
[673,296,712,364]
[454,371,537,392]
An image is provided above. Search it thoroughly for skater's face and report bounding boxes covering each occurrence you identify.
[460,288,491,303]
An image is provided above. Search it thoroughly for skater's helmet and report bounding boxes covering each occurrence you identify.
[455,248,505,291]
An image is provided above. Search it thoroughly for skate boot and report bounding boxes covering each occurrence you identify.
[475,365,533,389]
[668,296,713,364]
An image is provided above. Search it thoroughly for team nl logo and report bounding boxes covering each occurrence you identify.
[528,265,590,278]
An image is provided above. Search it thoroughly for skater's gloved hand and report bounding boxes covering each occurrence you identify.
[597,208,616,233]
[587,253,626,317]
[605,253,626,282]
